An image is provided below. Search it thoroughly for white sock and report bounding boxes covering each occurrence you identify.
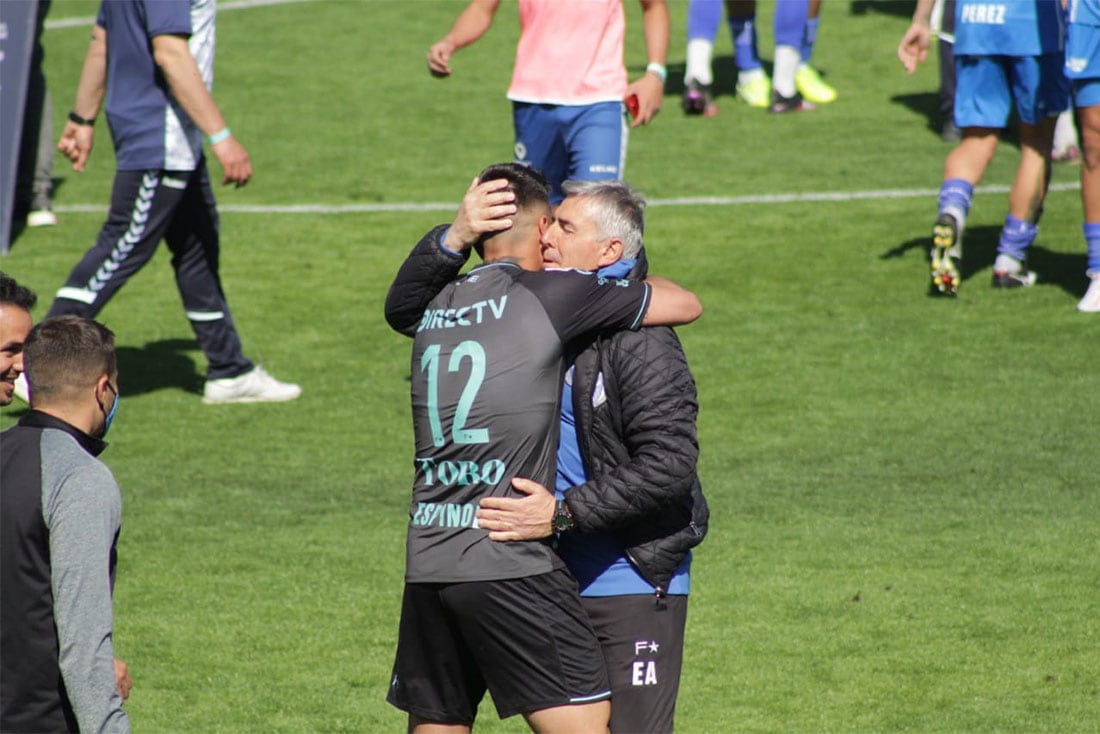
[738,67,766,86]
[685,39,714,86]
[942,205,967,233]
[773,45,800,97]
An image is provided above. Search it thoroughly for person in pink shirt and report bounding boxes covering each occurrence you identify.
[428,0,669,204]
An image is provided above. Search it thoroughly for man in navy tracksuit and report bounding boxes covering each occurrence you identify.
[45,0,298,404]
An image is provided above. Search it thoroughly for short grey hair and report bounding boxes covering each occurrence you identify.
[561,180,646,259]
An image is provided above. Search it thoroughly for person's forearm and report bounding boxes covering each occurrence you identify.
[72,25,107,120]
[639,0,669,67]
[151,35,228,137]
[440,0,501,51]
[385,225,468,336]
[641,276,702,326]
[911,0,936,25]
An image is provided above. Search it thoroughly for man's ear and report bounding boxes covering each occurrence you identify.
[597,238,624,268]
[94,373,112,407]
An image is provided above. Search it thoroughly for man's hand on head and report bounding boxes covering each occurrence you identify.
[443,177,518,252]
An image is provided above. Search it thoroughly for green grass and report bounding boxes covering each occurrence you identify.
[4,1,1098,731]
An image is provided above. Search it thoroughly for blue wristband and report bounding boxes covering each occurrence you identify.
[208,128,231,145]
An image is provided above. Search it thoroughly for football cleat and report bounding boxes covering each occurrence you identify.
[682,79,718,116]
[768,91,814,114]
[794,65,837,104]
[930,213,962,296]
[991,254,1037,289]
[736,73,771,108]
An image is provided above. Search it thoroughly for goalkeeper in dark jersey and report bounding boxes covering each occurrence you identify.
[384,164,700,733]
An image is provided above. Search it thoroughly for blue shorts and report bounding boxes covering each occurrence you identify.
[1067,22,1100,105]
[954,53,1069,127]
[1076,79,1100,108]
[1067,22,1100,79]
[512,101,627,204]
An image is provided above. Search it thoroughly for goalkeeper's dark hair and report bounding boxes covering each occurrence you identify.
[472,163,550,258]
[476,163,550,211]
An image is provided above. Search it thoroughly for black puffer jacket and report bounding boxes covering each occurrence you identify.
[562,251,709,596]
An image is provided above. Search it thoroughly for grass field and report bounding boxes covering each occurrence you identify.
[3,1,1099,731]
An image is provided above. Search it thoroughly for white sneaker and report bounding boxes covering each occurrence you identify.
[12,373,30,403]
[26,210,58,227]
[1077,272,1100,313]
[202,366,301,404]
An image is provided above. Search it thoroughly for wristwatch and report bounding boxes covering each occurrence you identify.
[552,499,575,533]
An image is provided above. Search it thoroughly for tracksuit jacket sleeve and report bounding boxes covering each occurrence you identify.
[384,225,470,336]
[566,325,701,533]
[43,446,129,734]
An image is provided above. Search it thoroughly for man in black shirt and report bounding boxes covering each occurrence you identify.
[1,316,131,733]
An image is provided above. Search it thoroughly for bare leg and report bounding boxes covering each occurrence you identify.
[1078,105,1100,222]
[1077,105,1100,310]
[929,126,999,294]
[1009,116,1056,223]
[523,700,610,734]
[943,127,1000,185]
[409,714,471,734]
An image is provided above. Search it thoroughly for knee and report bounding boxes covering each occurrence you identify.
[1083,146,1100,173]
[1081,127,1100,172]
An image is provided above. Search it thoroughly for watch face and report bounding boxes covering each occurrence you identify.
[553,502,572,532]
[552,505,564,530]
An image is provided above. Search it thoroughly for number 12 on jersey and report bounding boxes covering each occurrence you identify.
[420,341,490,447]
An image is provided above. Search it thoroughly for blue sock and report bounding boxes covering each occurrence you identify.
[937,178,973,223]
[774,0,808,48]
[687,0,722,41]
[1084,222,1100,273]
[997,215,1037,261]
[728,15,761,71]
[802,17,820,63]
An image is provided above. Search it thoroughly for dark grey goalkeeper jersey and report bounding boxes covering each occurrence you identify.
[406,261,651,583]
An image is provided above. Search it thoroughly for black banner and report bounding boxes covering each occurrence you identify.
[1,0,39,254]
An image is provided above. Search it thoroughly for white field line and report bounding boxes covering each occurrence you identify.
[44,0,315,31]
[51,181,1083,216]
[43,2,1081,214]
